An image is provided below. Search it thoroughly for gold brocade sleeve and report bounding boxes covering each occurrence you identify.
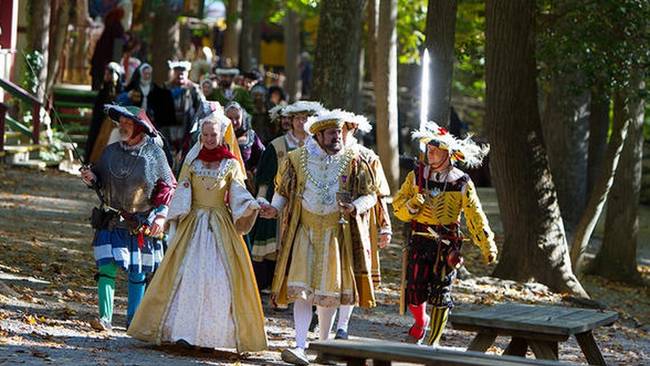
[353,157,377,197]
[462,179,497,259]
[393,171,418,222]
[274,157,296,199]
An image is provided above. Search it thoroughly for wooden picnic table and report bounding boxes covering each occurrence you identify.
[310,338,572,365]
[450,303,618,365]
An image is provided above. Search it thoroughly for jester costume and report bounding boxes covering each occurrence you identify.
[89,105,176,329]
[393,121,497,346]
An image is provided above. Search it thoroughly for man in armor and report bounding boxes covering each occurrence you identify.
[80,105,176,331]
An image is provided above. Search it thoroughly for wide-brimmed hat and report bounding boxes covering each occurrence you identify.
[283,101,324,116]
[104,104,157,137]
[332,109,373,133]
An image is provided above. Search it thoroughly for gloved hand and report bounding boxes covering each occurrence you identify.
[406,193,426,212]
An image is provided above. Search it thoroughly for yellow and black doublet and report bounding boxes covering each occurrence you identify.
[394,166,496,306]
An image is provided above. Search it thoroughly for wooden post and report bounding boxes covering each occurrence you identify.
[0,103,7,153]
[31,103,40,145]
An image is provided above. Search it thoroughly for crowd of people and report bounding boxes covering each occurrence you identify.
[80,55,497,364]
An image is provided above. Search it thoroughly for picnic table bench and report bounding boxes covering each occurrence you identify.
[310,338,572,365]
[450,303,618,365]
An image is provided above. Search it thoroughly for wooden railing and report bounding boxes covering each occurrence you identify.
[0,77,42,154]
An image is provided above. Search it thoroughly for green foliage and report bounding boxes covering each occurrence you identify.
[22,50,43,95]
[39,130,67,163]
[396,0,427,64]
[453,0,486,101]
[537,0,650,94]
[267,0,320,25]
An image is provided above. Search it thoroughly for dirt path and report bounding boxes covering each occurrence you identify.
[0,165,648,365]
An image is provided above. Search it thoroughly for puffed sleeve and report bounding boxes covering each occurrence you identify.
[228,160,261,233]
[392,171,418,222]
[461,179,497,260]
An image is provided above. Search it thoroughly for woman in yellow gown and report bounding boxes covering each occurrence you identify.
[127,108,267,353]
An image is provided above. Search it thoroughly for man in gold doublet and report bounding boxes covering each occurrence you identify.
[260,110,377,365]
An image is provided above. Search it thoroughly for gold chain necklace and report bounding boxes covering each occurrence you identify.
[300,148,354,205]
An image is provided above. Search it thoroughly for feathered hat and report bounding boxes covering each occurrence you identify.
[304,109,347,135]
[412,121,489,168]
[268,104,286,123]
[336,109,373,133]
[283,100,324,116]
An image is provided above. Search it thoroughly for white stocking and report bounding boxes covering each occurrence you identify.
[317,306,337,341]
[293,298,313,349]
[337,305,354,332]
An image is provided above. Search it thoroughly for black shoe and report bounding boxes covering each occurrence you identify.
[176,339,193,349]
[334,329,348,340]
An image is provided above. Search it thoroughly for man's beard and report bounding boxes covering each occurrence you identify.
[220,81,232,89]
[324,140,342,154]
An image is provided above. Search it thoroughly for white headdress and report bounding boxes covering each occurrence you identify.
[283,100,324,116]
[167,60,192,71]
[411,121,489,168]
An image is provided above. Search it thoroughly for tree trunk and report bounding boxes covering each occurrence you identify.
[374,0,399,192]
[283,10,300,102]
[353,47,364,113]
[425,0,457,126]
[541,75,589,235]
[251,17,262,68]
[366,0,379,88]
[312,0,366,110]
[587,87,610,196]
[223,0,241,67]
[151,3,180,85]
[29,0,51,102]
[485,0,587,297]
[570,91,631,275]
[239,0,253,72]
[68,0,91,84]
[588,78,645,283]
[46,0,71,95]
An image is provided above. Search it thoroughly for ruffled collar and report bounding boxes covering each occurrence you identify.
[285,131,308,149]
[422,166,465,183]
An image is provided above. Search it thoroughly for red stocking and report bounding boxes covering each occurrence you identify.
[408,303,428,338]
